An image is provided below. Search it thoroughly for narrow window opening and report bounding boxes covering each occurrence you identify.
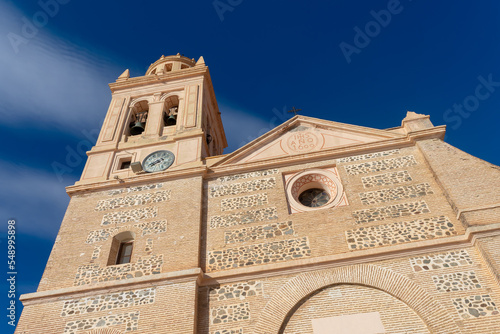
[119,160,131,170]
[116,241,133,264]
[107,231,135,266]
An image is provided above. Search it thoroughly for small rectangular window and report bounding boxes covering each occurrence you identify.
[116,241,133,264]
[119,160,131,170]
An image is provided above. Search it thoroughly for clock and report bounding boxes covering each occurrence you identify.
[142,150,175,173]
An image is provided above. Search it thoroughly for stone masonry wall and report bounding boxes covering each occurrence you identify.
[346,216,456,250]
[74,255,163,286]
[344,155,417,175]
[64,312,139,333]
[221,193,269,212]
[358,183,433,205]
[95,190,171,211]
[61,288,155,316]
[352,200,430,224]
[207,237,310,271]
[210,207,278,229]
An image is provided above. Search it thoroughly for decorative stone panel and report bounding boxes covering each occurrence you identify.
[217,169,279,182]
[210,281,263,301]
[452,295,499,319]
[64,312,138,333]
[352,201,430,224]
[432,271,482,292]
[134,220,166,236]
[337,149,400,163]
[361,170,412,188]
[210,207,278,229]
[212,329,243,334]
[90,246,101,263]
[95,190,171,211]
[220,193,268,212]
[359,183,433,205]
[74,255,163,286]
[101,207,158,226]
[107,183,163,196]
[87,220,166,243]
[210,303,250,324]
[346,216,456,250]
[224,221,294,244]
[344,155,417,175]
[409,250,473,272]
[207,237,310,271]
[87,227,121,243]
[61,288,155,316]
[209,177,276,198]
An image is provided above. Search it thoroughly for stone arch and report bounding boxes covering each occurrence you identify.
[159,92,182,102]
[129,96,154,107]
[253,264,461,334]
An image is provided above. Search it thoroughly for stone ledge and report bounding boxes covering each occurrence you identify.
[19,268,203,306]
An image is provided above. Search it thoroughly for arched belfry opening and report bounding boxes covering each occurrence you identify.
[163,95,179,127]
[128,100,149,136]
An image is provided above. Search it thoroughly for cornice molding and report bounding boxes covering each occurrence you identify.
[19,268,203,307]
[108,66,209,93]
[66,165,207,196]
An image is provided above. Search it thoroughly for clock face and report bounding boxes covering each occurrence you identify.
[142,150,175,173]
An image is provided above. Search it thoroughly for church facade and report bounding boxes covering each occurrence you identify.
[16,54,500,334]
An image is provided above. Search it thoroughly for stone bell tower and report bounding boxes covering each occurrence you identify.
[16,54,226,334]
[77,53,227,185]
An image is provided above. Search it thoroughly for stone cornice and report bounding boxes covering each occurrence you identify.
[109,66,209,93]
[66,165,207,196]
[19,268,203,307]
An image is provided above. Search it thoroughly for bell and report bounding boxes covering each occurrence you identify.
[130,121,145,135]
[165,115,177,126]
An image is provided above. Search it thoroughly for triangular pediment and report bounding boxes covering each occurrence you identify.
[214,116,405,167]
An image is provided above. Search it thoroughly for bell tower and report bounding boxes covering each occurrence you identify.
[77,53,227,185]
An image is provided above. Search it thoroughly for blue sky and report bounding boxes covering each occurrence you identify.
[1,0,499,332]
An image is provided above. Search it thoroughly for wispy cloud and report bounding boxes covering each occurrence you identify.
[219,103,275,153]
[0,161,75,239]
[0,2,122,133]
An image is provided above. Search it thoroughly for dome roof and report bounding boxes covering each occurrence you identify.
[145,54,196,75]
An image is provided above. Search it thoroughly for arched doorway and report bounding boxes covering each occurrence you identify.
[281,284,430,333]
[254,264,461,334]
